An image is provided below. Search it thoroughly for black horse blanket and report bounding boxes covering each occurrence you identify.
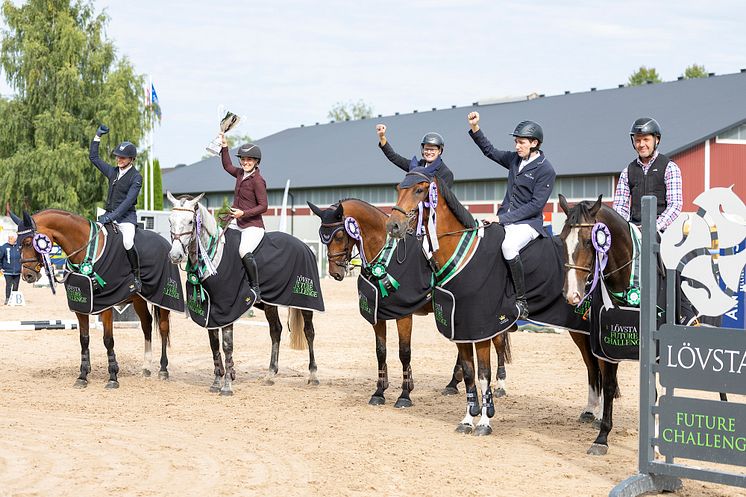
[64,226,185,315]
[433,224,588,342]
[186,229,325,328]
[357,234,433,325]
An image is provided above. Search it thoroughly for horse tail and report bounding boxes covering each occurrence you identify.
[288,308,307,351]
[493,330,512,364]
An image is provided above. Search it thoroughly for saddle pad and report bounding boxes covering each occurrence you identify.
[357,234,432,322]
[64,226,185,315]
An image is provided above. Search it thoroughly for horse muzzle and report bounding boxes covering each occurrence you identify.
[386,219,407,240]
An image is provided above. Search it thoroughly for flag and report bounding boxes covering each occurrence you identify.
[151,82,162,120]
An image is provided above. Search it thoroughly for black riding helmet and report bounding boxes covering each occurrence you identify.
[236,143,262,164]
[510,120,544,144]
[112,141,137,158]
[421,132,444,151]
[629,117,662,151]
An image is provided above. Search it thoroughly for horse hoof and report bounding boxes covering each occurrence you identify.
[455,423,473,434]
[209,385,221,393]
[73,379,88,388]
[592,419,602,430]
[394,398,413,409]
[473,425,493,437]
[105,380,119,389]
[307,378,320,386]
[578,411,595,423]
[441,386,459,396]
[158,371,169,380]
[142,369,151,377]
[587,443,608,456]
[368,395,385,406]
[495,388,507,398]
[262,378,275,386]
[219,389,234,397]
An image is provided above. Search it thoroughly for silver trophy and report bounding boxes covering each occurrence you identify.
[205,110,241,156]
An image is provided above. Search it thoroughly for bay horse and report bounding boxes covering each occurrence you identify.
[17,210,172,388]
[308,198,511,409]
[386,174,522,436]
[557,195,626,455]
[557,194,723,455]
[167,192,318,395]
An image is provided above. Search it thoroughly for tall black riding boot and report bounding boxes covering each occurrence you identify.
[125,247,142,292]
[242,252,261,301]
[507,256,529,319]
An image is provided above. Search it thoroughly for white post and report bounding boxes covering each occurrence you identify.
[704,138,711,191]
[149,76,155,211]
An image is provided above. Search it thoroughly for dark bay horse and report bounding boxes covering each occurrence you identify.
[386,176,519,435]
[557,194,723,455]
[17,210,172,388]
[309,198,511,409]
[167,193,319,395]
[557,195,628,455]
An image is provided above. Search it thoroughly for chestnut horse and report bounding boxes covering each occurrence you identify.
[17,210,172,388]
[386,175,527,436]
[309,198,511,409]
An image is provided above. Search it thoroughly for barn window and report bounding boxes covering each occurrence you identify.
[717,123,746,144]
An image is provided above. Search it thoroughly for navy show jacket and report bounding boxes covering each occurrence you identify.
[469,129,555,236]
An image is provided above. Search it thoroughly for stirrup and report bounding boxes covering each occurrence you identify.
[516,299,529,320]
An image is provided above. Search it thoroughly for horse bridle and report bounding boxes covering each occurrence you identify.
[563,222,596,274]
[320,221,356,269]
[563,221,635,280]
[170,206,197,247]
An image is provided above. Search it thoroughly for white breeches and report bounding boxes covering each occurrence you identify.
[501,223,539,260]
[119,222,136,250]
[228,222,265,257]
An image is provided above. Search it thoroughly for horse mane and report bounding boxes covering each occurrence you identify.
[436,178,475,228]
[35,209,90,224]
[566,200,597,224]
[339,198,387,216]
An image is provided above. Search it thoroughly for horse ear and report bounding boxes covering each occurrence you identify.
[558,194,569,215]
[589,194,604,216]
[166,191,178,206]
[8,210,22,226]
[307,201,323,218]
[193,193,205,204]
[333,202,344,221]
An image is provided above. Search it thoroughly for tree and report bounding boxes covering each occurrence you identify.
[136,158,163,211]
[215,196,232,228]
[627,66,662,86]
[683,64,708,79]
[0,0,150,217]
[327,99,374,121]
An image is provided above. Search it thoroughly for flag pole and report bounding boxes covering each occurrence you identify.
[149,76,154,210]
[143,79,149,212]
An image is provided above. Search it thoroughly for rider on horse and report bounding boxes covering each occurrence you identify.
[90,124,143,291]
[467,112,556,319]
[219,133,268,301]
[376,123,455,188]
[612,117,683,232]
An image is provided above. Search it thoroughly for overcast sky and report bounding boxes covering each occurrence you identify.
[3,0,746,167]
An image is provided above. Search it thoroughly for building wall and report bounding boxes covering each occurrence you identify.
[711,139,746,199]
[672,142,706,211]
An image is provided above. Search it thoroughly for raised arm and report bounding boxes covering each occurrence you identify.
[220,132,240,178]
[89,125,117,179]
[467,112,514,170]
[376,124,411,172]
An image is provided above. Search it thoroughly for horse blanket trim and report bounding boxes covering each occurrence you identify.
[357,233,433,322]
[64,225,185,315]
[434,227,518,342]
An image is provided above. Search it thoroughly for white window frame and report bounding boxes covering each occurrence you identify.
[715,123,746,144]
